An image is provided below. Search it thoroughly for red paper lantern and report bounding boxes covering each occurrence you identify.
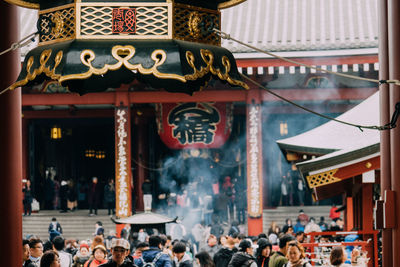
[156,102,233,149]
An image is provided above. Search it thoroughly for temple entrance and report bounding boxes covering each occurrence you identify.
[28,118,115,210]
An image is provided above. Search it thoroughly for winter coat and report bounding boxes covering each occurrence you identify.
[172,254,193,267]
[134,248,172,267]
[84,258,108,267]
[213,247,237,267]
[202,244,219,258]
[98,257,137,267]
[104,184,115,204]
[228,252,257,267]
[268,251,288,267]
[73,253,91,267]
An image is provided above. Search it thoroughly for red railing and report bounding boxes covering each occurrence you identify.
[302,230,379,267]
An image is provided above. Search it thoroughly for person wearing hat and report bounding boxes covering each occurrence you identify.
[255,238,272,267]
[84,245,108,267]
[99,238,137,267]
[73,243,91,267]
[227,239,257,267]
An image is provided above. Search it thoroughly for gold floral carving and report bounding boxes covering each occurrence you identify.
[188,11,202,39]
[185,49,249,89]
[52,12,65,38]
[60,45,186,82]
[9,49,63,90]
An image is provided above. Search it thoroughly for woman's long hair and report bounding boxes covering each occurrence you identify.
[195,251,215,267]
[330,246,345,266]
[40,250,59,267]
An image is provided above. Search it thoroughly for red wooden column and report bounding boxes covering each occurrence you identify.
[114,91,132,218]
[379,0,393,266]
[388,0,400,265]
[246,89,264,235]
[133,114,147,212]
[345,197,354,231]
[362,184,374,231]
[0,2,22,266]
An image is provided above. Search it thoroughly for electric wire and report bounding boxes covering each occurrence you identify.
[214,29,400,86]
[0,31,39,96]
[214,28,395,131]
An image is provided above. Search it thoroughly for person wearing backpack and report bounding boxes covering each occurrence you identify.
[172,242,192,267]
[99,238,137,267]
[134,236,172,267]
[227,240,257,267]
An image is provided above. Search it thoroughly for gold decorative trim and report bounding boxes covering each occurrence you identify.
[38,3,75,14]
[184,49,249,89]
[59,45,186,82]
[3,0,39,9]
[10,49,63,90]
[306,169,341,189]
[218,0,247,9]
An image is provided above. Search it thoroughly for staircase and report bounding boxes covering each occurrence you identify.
[262,206,333,233]
[23,209,116,241]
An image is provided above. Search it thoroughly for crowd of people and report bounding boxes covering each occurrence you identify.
[22,205,368,267]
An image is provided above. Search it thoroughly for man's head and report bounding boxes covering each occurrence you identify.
[23,239,30,261]
[96,221,103,227]
[238,239,253,255]
[134,242,149,258]
[207,235,217,247]
[92,177,98,184]
[278,234,295,254]
[172,242,187,261]
[111,238,130,265]
[51,217,57,222]
[149,235,162,249]
[52,236,65,251]
[29,238,44,258]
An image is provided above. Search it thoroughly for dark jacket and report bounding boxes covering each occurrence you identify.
[172,254,192,267]
[228,252,256,267]
[134,248,172,267]
[213,247,237,267]
[98,257,137,267]
[256,256,269,267]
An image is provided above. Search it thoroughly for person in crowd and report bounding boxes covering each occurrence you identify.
[73,243,91,267]
[99,238,136,267]
[203,195,214,226]
[84,244,108,267]
[67,179,78,212]
[268,234,295,267]
[49,217,63,234]
[105,230,117,252]
[121,224,131,241]
[40,250,60,267]
[213,236,237,267]
[227,239,257,267]
[65,239,78,257]
[228,221,240,236]
[318,216,328,231]
[304,217,321,234]
[191,220,208,252]
[283,226,294,236]
[142,178,153,212]
[296,178,305,206]
[52,236,73,267]
[281,219,293,235]
[195,251,215,267]
[283,241,311,267]
[88,177,100,216]
[297,210,309,227]
[210,216,224,238]
[329,204,341,222]
[234,188,247,225]
[104,179,115,215]
[91,235,105,252]
[255,238,272,267]
[329,246,364,266]
[94,221,105,237]
[132,242,149,260]
[23,180,33,216]
[202,234,219,259]
[29,238,44,267]
[135,235,172,267]
[280,175,289,206]
[295,232,305,244]
[59,180,69,213]
[23,239,33,267]
[222,176,235,221]
[293,219,304,234]
[44,175,55,210]
[172,241,192,267]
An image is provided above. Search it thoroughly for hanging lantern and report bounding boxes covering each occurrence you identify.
[156,102,233,149]
[50,126,62,139]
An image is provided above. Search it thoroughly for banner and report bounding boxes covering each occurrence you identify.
[156,102,233,149]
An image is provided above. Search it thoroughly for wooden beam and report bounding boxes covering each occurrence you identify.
[22,109,114,119]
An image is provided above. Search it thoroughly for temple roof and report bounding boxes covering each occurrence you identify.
[221,0,378,53]
[277,91,380,156]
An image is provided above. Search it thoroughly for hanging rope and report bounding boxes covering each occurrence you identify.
[213,28,397,131]
[0,31,38,96]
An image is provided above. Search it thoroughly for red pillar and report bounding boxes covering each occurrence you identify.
[345,197,354,231]
[246,89,264,235]
[0,2,22,266]
[362,184,374,231]
[388,0,400,265]
[114,91,132,218]
[379,0,393,265]
[133,115,147,212]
